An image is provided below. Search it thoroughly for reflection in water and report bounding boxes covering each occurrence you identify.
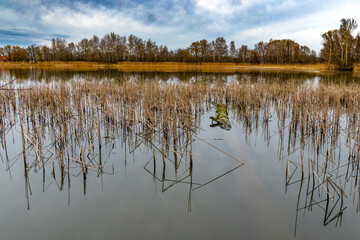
[0,80,245,211]
[2,67,360,85]
[1,72,360,237]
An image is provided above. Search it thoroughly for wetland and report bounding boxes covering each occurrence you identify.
[1,68,360,239]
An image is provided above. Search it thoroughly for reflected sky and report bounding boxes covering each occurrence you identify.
[0,70,360,239]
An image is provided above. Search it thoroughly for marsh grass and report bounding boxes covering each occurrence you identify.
[0,61,332,72]
[1,79,360,224]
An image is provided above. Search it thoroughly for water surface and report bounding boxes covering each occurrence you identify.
[0,68,359,240]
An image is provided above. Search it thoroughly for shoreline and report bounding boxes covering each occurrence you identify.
[0,61,335,73]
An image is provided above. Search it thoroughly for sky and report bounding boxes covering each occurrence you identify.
[1,0,360,52]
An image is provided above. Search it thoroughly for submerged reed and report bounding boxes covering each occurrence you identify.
[1,79,360,224]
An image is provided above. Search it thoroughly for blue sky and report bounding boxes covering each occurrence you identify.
[1,0,359,52]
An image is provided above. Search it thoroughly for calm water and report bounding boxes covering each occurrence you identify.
[0,68,360,240]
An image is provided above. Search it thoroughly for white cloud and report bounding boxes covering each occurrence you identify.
[229,0,360,52]
[37,3,180,47]
[194,0,242,15]
[2,0,360,52]
[193,0,274,15]
[0,8,21,24]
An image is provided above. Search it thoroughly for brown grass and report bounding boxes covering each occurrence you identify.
[0,80,359,216]
[0,61,118,71]
[1,80,359,166]
[0,61,333,72]
[117,62,333,72]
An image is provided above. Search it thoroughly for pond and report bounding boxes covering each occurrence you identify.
[0,68,360,240]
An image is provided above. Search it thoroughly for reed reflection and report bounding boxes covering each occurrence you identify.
[1,78,360,233]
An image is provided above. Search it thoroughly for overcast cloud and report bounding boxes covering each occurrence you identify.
[1,0,359,52]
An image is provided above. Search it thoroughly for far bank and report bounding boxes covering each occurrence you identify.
[0,61,335,73]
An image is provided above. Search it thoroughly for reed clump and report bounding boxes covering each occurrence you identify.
[1,81,360,162]
[1,81,360,167]
[1,79,360,221]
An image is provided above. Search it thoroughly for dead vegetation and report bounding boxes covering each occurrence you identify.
[0,61,332,72]
[0,79,360,224]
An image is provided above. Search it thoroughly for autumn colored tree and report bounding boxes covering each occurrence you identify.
[321,18,358,68]
[189,41,201,62]
[10,46,27,61]
[1,31,320,64]
[199,39,210,62]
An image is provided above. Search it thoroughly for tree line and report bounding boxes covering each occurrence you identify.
[0,34,318,64]
[0,18,359,67]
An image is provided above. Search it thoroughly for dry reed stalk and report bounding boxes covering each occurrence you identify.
[2,78,360,214]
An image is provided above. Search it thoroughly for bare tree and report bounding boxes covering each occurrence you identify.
[51,38,67,61]
[229,41,237,62]
[3,45,12,59]
[215,37,228,62]
[255,41,266,64]
[238,45,249,63]
[26,44,38,62]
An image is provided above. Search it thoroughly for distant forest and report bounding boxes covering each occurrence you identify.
[0,18,359,67]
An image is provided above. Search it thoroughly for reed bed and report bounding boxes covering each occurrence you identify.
[1,79,360,222]
[0,61,332,72]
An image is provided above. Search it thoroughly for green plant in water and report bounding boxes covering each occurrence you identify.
[210,102,231,130]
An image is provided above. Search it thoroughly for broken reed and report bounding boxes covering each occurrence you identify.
[1,81,360,193]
